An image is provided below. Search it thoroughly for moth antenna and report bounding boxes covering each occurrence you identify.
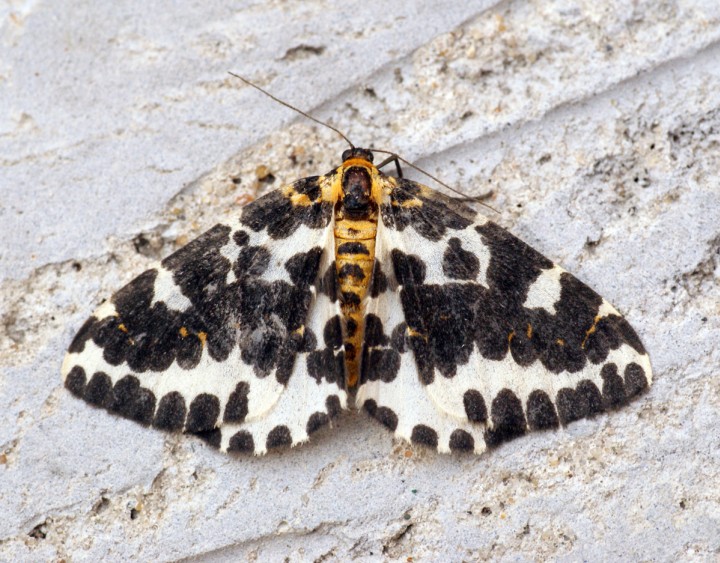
[229,72,355,149]
[370,148,499,214]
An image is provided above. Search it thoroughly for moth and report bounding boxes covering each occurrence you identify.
[61,79,652,455]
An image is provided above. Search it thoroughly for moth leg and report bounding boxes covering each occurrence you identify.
[376,154,404,178]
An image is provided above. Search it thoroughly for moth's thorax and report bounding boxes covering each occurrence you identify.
[333,155,382,389]
[341,166,372,216]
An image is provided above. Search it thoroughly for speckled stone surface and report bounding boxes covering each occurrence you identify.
[1,1,719,561]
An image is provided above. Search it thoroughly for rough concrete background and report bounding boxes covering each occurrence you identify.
[1,0,719,561]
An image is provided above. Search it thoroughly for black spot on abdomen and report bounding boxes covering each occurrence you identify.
[341,291,361,306]
[337,241,369,255]
[338,263,365,280]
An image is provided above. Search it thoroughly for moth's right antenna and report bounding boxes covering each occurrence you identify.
[371,149,499,213]
[229,72,355,149]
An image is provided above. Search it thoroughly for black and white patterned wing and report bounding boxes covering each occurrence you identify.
[61,176,346,454]
[358,178,652,454]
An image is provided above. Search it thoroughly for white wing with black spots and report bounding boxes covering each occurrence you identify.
[357,178,652,452]
[357,213,488,453]
[62,149,653,456]
[61,177,347,454]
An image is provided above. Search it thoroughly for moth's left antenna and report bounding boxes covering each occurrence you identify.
[229,72,354,149]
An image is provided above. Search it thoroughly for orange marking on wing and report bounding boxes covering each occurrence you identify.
[581,315,602,349]
[407,327,428,343]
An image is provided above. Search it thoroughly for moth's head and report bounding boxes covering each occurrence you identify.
[339,148,375,214]
[341,147,374,164]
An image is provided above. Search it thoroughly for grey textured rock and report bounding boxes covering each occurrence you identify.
[1,1,719,561]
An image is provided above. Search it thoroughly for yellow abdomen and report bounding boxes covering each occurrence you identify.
[334,210,378,388]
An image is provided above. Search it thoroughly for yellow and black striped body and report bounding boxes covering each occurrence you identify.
[329,149,384,388]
